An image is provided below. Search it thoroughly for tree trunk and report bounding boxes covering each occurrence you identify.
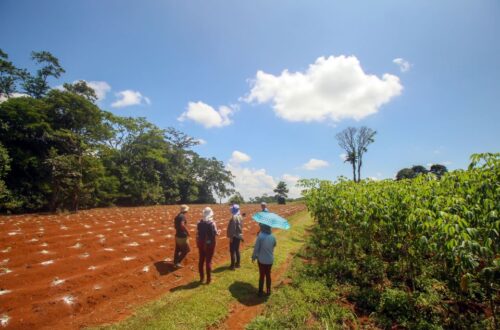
[357,157,362,183]
[351,161,357,182]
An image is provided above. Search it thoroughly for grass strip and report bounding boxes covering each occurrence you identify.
[95,210,312,330]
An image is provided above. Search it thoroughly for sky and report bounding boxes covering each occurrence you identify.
[1,0,499,199]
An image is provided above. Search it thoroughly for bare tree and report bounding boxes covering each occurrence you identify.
[336,126,376,182]
[355,126,377,182]
[336,127,358,182]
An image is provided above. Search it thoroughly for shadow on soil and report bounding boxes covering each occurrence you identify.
[212,265,232,274]
[154,261,175,275]
[229,281,268,306]
[170,280,202,292]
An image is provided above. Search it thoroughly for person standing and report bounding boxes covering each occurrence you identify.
[173,204,190,268]
[260,202,269,212]
[197,207,220,284]
[227,204,243,270]
[252,223,276,296]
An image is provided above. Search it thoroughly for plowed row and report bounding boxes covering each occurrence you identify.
[0,203,306,329]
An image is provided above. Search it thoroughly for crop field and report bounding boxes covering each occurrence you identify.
[0,203,306,329]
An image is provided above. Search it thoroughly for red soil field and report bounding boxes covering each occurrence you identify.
[0,203,306,329]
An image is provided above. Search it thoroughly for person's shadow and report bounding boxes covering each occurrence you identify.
[154,261,175,275]
[228,281,268,306]
[170,280,202,292]
[212,265,231,274]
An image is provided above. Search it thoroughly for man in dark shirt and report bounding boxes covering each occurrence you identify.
[173,204,190,267]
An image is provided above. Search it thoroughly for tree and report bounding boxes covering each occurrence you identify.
[63,80,98,102]
[411,165,428,176]
[336,126,376,182]
[22,51,65,98]
[430,164,448,178]
[396,168,415,180]
[0,49,24,98]
[229,192,245,205]
[274,181,289,204]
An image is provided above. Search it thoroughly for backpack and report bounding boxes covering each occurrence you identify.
[197,220,216,245]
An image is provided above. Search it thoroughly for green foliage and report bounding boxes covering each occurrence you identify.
[273,181,289,204]
[302,153,500,328]
[228,191,245,204]
[0,50,234,212]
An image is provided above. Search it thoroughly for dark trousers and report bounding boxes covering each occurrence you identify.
[198,243,215,283]
[173,237,190,264]
[229,237,241,267]
[258,262,273,294]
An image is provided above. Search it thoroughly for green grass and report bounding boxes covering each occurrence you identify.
[93,210,312,330]
[245,252,358,330]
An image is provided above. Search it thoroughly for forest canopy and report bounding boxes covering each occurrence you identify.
[0,50,234,213]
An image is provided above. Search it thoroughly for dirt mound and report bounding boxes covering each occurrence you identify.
[0,203,305,329]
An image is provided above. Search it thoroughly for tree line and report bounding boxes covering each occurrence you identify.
[0,50,234,213]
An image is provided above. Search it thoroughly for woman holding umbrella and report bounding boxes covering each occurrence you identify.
[251,210,290,296]
[252,223,276,296]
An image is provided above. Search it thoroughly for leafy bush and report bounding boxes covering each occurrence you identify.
[299,153,500,328]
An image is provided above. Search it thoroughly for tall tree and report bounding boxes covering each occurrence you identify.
[273,181,289,204]
[336,126,376,182]
[22,51,65,99]
[0,49,24,98]
[336,127,358,182]
[355,127,377,182]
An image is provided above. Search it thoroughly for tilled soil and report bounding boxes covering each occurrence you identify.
[0,203,305,329]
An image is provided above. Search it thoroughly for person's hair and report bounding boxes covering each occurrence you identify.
[259,223,272,234]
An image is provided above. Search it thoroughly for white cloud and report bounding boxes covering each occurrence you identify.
[339,153,347,161]
[226,163,276,200]
[178,101,234,128]
[393,58,412,73]
[111,90,150,108]
[281,174,302,199]
[302,158,329,170]
[226,156,303,200]
[230,150,251,164]
[195,138,207,145]
[245,55,403,123]
[86,81,111,101]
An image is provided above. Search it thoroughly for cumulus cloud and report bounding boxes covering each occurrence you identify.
[281,173,302,199]
[393,58,412,72]
[85,81,111,101]
[111,90,150,108]
[226,163,276,200]
[302,158,330,170]
[244,55,403,123]
[230,150,251,164]
[195,138,207,145]
[178,101,235,128]
[339,153,348,161]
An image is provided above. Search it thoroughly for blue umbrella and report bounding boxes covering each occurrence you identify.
[252,212,291,230]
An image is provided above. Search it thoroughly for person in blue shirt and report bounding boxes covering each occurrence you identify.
[260,202,269,212]
[252,223,276,296]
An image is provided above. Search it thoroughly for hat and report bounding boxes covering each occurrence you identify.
[202,207,214,221]
[260,202,267,206]
[180,204,189,212]
[230,204,240,215]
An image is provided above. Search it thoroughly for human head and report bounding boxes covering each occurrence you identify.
[259,223,272,234]
[202,207,214,221]
[180,204,189,213]
[230,204,240,216]
[260,202,267,210]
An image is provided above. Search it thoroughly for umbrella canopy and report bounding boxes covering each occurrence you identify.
[252,212,291,230]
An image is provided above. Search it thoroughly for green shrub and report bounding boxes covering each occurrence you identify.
[377,288,412,326]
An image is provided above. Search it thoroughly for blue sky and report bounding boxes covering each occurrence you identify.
[1,0,499,199]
